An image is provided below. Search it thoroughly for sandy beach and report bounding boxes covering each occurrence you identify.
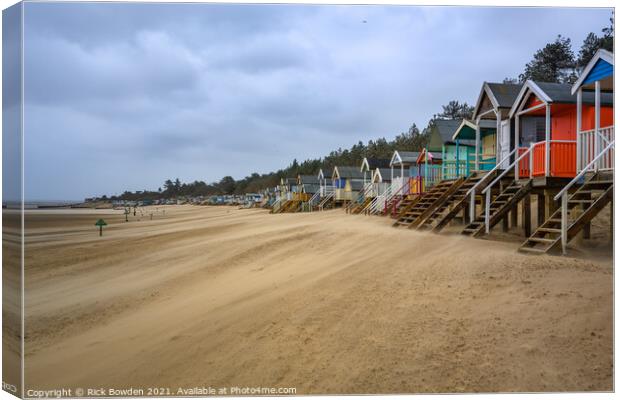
[18,205,612,394]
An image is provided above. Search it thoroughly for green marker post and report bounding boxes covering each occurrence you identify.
[95,219,108,236]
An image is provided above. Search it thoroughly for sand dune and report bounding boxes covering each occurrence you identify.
[20,205,612,393]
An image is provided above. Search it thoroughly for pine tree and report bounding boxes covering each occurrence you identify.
[519,35,576,83]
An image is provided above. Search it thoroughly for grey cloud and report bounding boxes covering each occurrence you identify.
[18,3,612,200]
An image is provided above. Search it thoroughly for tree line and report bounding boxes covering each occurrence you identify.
[103,17,612,201]
[104,100,473,200]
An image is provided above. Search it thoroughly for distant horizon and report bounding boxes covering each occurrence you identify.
[6,2,612,200]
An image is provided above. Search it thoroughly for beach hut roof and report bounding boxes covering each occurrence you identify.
[428,119,475,149]
[473,82,522,119]
[417,149,442,164]
[333,166,364,180]
[302,183,320,194]
[435,119,463,142]
[572,49,613,94]
[452,119,497,141]
[390,150,420,167]
[298,175,319,185]
[360,157,391,172]
[373,168,393,182]
[509,80,614,117]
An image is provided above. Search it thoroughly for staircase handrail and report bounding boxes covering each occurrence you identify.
[481,146,532,196]
[385,178,411,216]
[466,148,517,198]
[374,180,401,214]
[554,140,614,255]
[384,178,410,208]
[554,140,615,203]
[318,191,334,211]
[479,146,532,232]
[310,191,320,204]
[468,148,517,223]
[346,182,374,213]
[365,183,391,214]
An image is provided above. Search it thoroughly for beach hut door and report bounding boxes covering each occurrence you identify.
[499,120,510,168]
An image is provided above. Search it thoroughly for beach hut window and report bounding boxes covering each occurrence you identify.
[520,117,546,146]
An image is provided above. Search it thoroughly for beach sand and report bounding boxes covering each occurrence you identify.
[17,205,612,394]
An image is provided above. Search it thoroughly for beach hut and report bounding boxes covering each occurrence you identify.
[393,125,500,230]
[414,149,442,193]
[389,151,419,194]
[332,166,364,206]
[298,175,320,196]
[461,78,613,241]
[509,80,613,178]
[271,177,298,213]
[451,119,502,171]
[354,167,392,215]
[572,49,614,174]
[399,83,522,233]
[312,168,335,210]
[317,168,332,196]
[346,158,391,213]
[361,152,417,216]
[519,50,614,254]
[425,119,476,182]
[471,82,523,169]
[360,157,391,185]
[296,174,319,211]
[372,168,392,195]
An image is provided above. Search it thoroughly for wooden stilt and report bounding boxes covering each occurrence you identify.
[511,204,518,228]
[463,200,470,223]
[502,214,509,232]
[582,191,591,239]
[537,193,546,227]
[610,199,614,246]
[501,181,509,232]
[546,192,558,219]
[522,194,531,237]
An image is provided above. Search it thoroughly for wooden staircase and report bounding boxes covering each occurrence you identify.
[519,173,613,254]
[351,197,373,214]
[282,200,302,213]
[415,174,481,230]
[461,179,533,237]
[385,194,403,217]
[318,191,334,211]
[429,171,496,232]
[270,199,287,214]
[392,179,463,228]
[392,195,421,219]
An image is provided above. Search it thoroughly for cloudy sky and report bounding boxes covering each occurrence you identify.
[18,2,612,200]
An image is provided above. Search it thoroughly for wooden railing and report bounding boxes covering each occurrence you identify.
[424,164,442,188]
[318,189,334,211]
[519,140,576,178]
[468,148,517,223]
[482,146,532,233]
[579,125,614,172]
[554,140,614,255]
[410,176,424,194]
[292,192,310,201]
[442,160,475,180]
[383,178,411,215]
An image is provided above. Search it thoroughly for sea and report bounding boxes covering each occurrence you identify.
[3,200,83,209]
